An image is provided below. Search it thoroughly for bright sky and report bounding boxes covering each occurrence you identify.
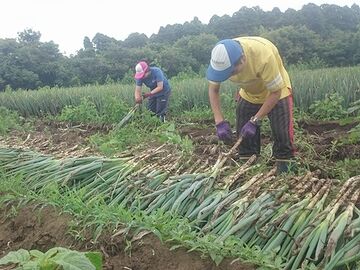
[1,0,358,55]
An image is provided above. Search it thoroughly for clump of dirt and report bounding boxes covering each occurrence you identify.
[179,125,227,162]
[0,205,255,270]
[299,120,360,160]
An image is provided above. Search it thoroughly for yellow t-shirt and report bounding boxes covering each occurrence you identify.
[214,37,292,104]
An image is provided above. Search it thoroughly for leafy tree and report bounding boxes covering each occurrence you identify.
[318,30,354,66]
[152,17,206,44]
[229,6,265,37]
[92,33,118,52]
[123,33,148,48]
[208,14,233,39]
[173,33,217,72]
[182,17,206,36]
[83,36,94,50]
[0,30,66,90]
[153,23,186,44]
[264,25,321,64]
[17,29,41,44]
[157,46,196,77]
[70,54,111,84]
[299,3,328,36]
[322,4,360,32]
[350,25,360,64]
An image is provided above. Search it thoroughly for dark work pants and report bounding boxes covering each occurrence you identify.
[147,91,171,119]
[236,95,295,159]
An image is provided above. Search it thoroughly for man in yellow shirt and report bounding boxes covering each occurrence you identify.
[206,37,296,174]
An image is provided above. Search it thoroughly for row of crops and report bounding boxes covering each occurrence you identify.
[0,66,359,117]
[1,146,359,269]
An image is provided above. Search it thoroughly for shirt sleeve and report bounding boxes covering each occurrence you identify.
[262,55,286,92]
[208,80,221,86]
[153,69,165,82]
[135,79,143,86]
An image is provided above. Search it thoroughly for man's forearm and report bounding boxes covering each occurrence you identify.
[150,86,163,94]
[209,86,224,124]
[150,82,164,95]
[255,90,281,119]
[135,87,142,99]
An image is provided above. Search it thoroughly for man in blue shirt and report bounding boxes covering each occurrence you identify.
[134,61,171,122]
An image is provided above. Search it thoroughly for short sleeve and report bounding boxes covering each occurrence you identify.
[153,69,165,82]
[135,79,143,86]
[208,80,221,86]
[262,55,286,92]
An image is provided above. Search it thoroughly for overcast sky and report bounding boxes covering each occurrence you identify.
[1,0,358,55]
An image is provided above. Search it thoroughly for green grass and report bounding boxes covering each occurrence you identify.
[0,106,24,135]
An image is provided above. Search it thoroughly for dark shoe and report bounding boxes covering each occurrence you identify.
[276,160,298,175]
[159,115,166,122]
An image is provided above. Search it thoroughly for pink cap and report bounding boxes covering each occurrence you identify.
[134,61,149,79]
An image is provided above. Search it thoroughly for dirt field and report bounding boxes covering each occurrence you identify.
[0,205,255,270]
[0,119,359,269]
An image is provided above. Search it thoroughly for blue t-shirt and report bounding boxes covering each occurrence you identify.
[135,67,171,97]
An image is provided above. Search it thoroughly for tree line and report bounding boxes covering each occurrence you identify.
[0,3,359,91]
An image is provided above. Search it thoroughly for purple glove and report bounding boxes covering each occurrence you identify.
[240,121,257,138]
[216,121,232,142]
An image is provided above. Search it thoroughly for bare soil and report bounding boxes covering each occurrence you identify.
[0,205,255,270]
[298,120,360,160]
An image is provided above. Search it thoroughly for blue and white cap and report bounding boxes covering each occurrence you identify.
[206,39,243,82]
